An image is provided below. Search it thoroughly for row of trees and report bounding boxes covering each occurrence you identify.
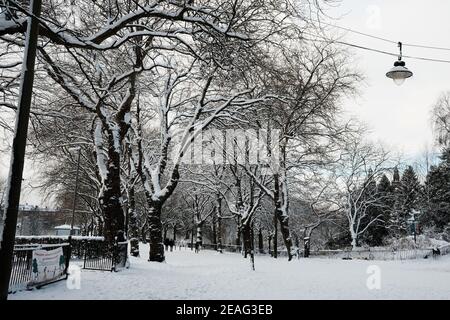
[2,0,360,261]
[1,1,449,264]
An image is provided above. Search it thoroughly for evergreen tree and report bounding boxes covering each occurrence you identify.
[362,174,393,246]
[422,148,450,231]
[391,166,422,236]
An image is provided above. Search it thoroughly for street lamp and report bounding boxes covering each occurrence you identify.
[408,209,420,244]
[0,0,42,300]
[386,42,413,86]
[68,146,82,236]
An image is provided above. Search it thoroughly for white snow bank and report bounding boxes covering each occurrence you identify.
[387,235,449,250]
[54,225,80,230]
[10,243,450,300]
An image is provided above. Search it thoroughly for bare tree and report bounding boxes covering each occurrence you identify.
[242,41,360,259]
[432,91,450,147]
[333,138,392,250]
[182,191,214,251]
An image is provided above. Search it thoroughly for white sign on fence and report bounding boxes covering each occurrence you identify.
[31,247,66,285]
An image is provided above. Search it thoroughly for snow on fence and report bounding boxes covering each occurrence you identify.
[193,242,449,261]
[15,235,105,240]
[190,243,294,258]
[438,244,450,256]
[15,235,105,259]
[186,243,243,252]
[13,235,128,275]
[309,247,444,261]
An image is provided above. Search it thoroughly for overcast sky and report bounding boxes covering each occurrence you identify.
[2,0,450,206]
[327,0,450,160]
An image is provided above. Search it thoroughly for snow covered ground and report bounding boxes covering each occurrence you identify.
[10,243,450,300]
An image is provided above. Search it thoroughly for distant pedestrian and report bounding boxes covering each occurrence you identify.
[179,239,187,250]
[169,239,174,252]
[433,247,441,257]
[195,242,200,253]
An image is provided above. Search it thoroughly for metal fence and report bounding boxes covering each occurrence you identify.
[189,241,450,261]
[185,243,293,257]
[9,243,71,293]
[438,244,450,256]
[15,236,105,259]
[201,243,242,252]
[9,237,128,294]
[308,248,443,261]
[184,243,243,253]
[83,240,128,272]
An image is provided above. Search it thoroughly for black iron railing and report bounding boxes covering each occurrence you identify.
[9,243,71,293]
[15,236,105,259]
[83,240,128,272]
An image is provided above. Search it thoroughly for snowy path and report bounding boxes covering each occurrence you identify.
[10,244,450,300]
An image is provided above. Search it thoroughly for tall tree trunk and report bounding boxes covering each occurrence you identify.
[268,235,272,256]
[212,215,217,250]
[273,173,293,260]
[95,120,127,245]
[236,227,241,251]
[97,218,104,237]
[273,210,278,258]
[304,236,311,258]
[173,224,177,242]
[90,218,94,236]
[242,222,252,258]
[141,228,147,244]
[141,217,148,243]
[196,223,203,249]
[258,228,264,254]
[217,216,223,253]
[128,187,137,238]
[163,225,168,241]
[350,231,358,250]
[216,194,223,253]
[97,69,135,244]
[100,148,125,244]
[250,222,255,270]
[128,186,140,257]
[148,202,164,262]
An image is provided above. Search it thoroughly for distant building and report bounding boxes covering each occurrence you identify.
[14,204,73,236]
[54,224,80,236]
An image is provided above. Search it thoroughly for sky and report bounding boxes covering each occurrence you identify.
[325,0,450,160]
[2,0,450,207]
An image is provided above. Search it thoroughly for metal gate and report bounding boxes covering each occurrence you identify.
[83,241,114,271]
[83,241,128,272]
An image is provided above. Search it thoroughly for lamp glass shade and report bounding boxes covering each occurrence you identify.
[386,64,413,85]
[393,78,406,86]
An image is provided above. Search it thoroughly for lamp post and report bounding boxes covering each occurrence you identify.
[0,0,42,300]
[408,209,419,244]
[69,147,82,236]
[386,42,414,86]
